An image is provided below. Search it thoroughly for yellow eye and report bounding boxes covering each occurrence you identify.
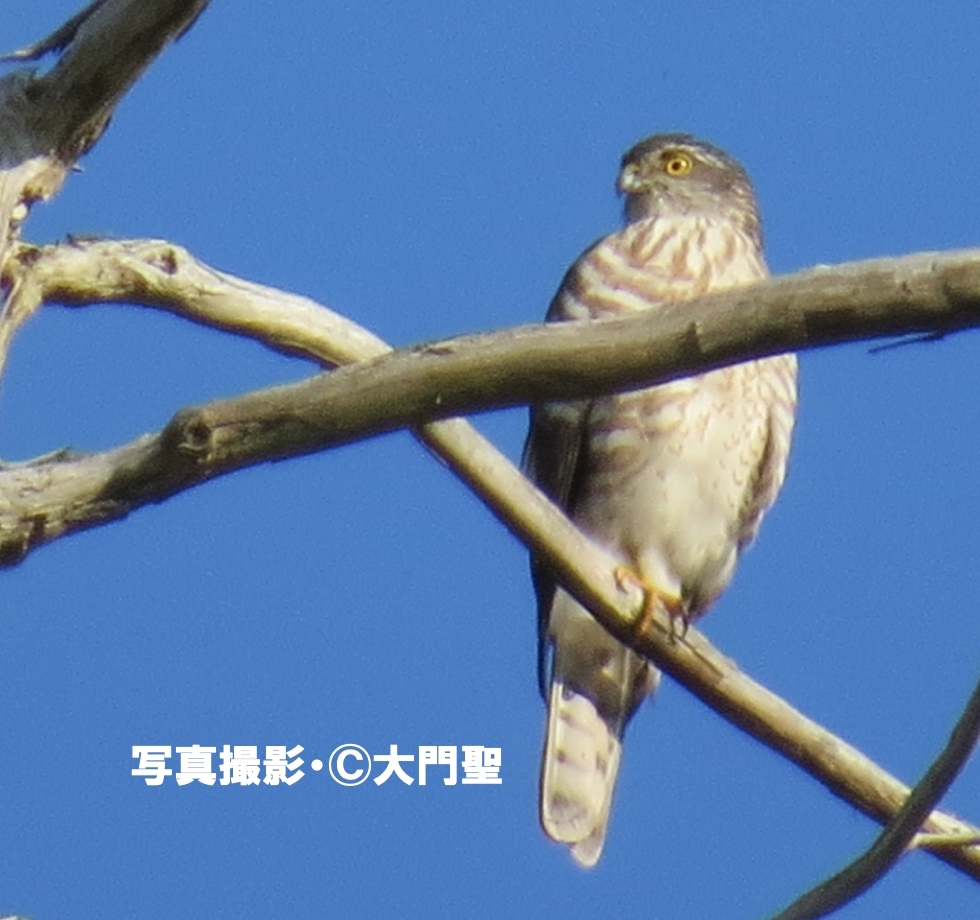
[662,152,693,177]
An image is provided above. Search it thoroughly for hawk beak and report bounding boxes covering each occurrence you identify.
[617,164,643,195]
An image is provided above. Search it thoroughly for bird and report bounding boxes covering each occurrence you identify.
[522,133,797,867]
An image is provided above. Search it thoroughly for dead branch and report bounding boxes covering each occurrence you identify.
[0,0,211,376]
[5,240,980,566]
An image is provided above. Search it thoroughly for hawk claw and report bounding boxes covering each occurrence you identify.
[613,565,688,640]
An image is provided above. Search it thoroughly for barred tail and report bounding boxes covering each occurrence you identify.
[540,677,622,867]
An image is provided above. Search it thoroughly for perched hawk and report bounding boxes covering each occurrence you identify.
[523,134,797,866]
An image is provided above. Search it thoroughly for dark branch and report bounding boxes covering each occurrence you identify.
[0,1,212,378]
[771,669,980,919]
[0,0,212,163]
[1,0,115,62]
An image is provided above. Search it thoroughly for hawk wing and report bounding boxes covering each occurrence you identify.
[735,354,798,549]
[522,396,592,697]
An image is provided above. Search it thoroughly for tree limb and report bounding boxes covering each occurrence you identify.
[6,241,980,473]
[0,0,211,161]
[5,241,980,564]
[2,238,980,885]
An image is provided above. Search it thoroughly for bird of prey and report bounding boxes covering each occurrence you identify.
[522,133,797,867]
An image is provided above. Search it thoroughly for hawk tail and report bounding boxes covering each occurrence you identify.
[540,677,623,868]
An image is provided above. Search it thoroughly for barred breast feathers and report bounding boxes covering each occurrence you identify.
[551,215,768,323]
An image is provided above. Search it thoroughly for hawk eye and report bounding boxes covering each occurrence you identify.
[662,152,693,177]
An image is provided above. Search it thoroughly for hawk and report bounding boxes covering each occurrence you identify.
[523,134,797,866]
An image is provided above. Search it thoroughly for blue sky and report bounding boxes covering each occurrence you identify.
[2,0,980,916]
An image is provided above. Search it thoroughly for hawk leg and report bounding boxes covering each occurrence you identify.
[613,565,688,640]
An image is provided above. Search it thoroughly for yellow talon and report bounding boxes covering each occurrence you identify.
[613,565,688,640]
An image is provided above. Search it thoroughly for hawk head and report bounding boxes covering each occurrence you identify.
[617,133,761,244]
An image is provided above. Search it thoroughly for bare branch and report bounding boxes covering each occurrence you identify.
[10,238,392,365]
[2,239,980,887]
[4,241,980,565]
[771,669,980,919]
[1,1,115,62]
[7,240,980,449]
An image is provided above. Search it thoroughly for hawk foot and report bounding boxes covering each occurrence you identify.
[613,565,688,641]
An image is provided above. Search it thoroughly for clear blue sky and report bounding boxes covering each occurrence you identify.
[3,0,980,916]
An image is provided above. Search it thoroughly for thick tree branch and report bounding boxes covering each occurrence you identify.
[5,241,980,565]
[6,238,392,365]
[2,239,980,885]
[6,242,980,473]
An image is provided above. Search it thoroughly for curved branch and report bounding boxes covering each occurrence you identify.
[2,239,980,886]
[772,669,980,919]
